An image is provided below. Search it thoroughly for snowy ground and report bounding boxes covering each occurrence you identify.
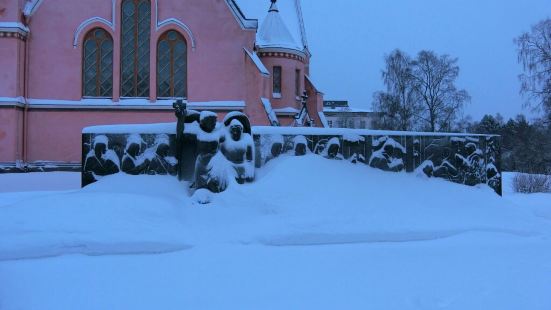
[0,158,550,309]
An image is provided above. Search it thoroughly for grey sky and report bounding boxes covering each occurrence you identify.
[299,0,550,120]
[243,0,549,120]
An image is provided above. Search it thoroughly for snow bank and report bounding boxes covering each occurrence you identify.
[0,172,80,193]
[0,162,550,309]
[1,157,546,260]
[0,174,190,261]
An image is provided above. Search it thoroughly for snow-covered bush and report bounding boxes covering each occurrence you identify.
[512,172,551,193]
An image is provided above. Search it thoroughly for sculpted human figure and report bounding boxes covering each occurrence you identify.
[146,134,177,175]
[293,135,308,156]
[369,137,404,172]
[193,111,223,192]
[324,137,343,160]
[83,135,120,184]
[221,119,254,184]
[174,100,200,181]
[121,134,149,175]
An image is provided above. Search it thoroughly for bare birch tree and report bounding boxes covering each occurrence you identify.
[411,50,470,132]
[372,49,421,131]
[515,18,551,120]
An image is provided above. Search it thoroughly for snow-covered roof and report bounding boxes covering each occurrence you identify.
[0,22,30,34]
[23,0,43,17]
[323,107,374,114]
[255,1,303,52]
[273,107,300,114]
[244,48,270,76]
[237,0,307,53]
[261,98,280,126]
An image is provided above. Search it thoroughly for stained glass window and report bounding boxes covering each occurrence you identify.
[157,30,187,98]
[273,66,282,95]
[83,28,113,97]
[121,0,151,97]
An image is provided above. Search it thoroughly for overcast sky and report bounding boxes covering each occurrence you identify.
[263,0,549,120]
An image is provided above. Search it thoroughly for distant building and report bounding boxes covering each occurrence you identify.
[323,101,381,129]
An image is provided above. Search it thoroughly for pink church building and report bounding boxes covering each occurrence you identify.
[0,0,326,170]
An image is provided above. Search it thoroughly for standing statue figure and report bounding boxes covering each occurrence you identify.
[221,119,254,184]
[174,100,187,181]
[174,99,200,180]
[193,111,224,193]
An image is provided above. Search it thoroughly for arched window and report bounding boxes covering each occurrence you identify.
[121,0,151,97]
[82,28,113,97]
[157,30,187,98]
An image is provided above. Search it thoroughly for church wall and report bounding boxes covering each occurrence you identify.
[24,109,176,163]
[305,76,324,127]
[14,0,264,164]
[0,107,23,162]
[25,0,257,103]
[0,0,25,21]
[243,52,271,126]
[22,108,241,163]
[260,56,306,111]
[25,0,110,100]
[0,37,24,98]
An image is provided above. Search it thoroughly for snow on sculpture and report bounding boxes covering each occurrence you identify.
[146,134,177,176]
[122,134,149,175]
[292,135,308,156]
[369,136,405,172]
[192,111,224,193]
[83,135,120,184]
[81,104,502,195]
[173,106,257,199]
[343,134,366,164]
[221,119,254,184]
[321,137,343,160]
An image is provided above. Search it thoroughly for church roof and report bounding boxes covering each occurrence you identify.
[236,0,308,53]
[256,1,303,52]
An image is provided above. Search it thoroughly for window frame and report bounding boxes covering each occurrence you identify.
[120,0,152,98]
[82,28,114,98]
[272,66,282,98]
[295,68,301,98]
[156,30,188,99]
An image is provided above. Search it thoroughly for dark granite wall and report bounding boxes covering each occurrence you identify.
[82,130,502,195]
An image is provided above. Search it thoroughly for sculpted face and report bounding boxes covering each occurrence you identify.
[271,143,282,157]
[230,124,243,141]
[295,143,307,156]
[327,144,339,158]
[94,143,106,158]
[200,115,217,133]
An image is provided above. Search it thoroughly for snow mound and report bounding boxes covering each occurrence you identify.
[0,157,549,262]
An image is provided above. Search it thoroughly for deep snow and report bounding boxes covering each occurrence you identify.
[0,158,550,309]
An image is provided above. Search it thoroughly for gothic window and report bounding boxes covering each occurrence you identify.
[82,28,113,97]
[157,30,187,98]
[273,66,282,96]
[121,0,151,97]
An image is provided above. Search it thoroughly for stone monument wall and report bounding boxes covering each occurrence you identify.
[82,125,502,195]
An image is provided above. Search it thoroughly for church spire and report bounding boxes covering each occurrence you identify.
[257,0,304,55]
[269,0,279,13]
